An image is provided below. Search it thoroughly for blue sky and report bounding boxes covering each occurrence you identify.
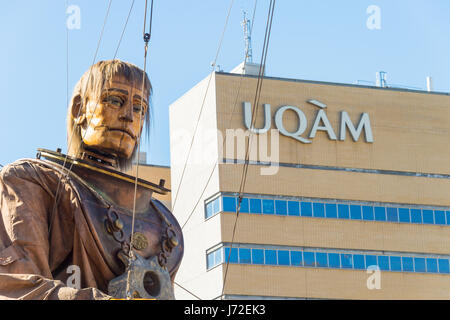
[0,0,449,168]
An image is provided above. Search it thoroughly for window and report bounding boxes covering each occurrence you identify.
[249,198,262,214]
[288,201,300,216]
[222,196,236,213]
[446,211,450,225]
[398,208,410,223]
[206,201,213,219]
[426,258,438,273]
[262,199,275,215]
[224,247,238,264]
[278,250,290,266]
[313,203,325,218]
[354,254,365,269]
[329,253,340,268]
[414,257,426,272]
[303,252,315,267]
[239,198,249,213]
[402,257,414,272]
[207,252,215,269]
[438,259,450,274]
[301,202,313,217]
[338,204,349,219]
[378,256,389,271]
[291,251,303,266]
[362,206,374,221]
[316,252,328,267]
[239,248,251,264]
[386,207,398,222]
[366,255,377,268]
[275,200,287,216]
[422,210,434,224]
[326,203,337,219]
[390,256,401,271]
[350,205,362,220]
[435,210,446,225]
[214,248,223,265]
[252,249,264,265]
[341,254,353,268]
[374,207,386,221]
[265,250,277,265]
[410,209,422,224]
[213,198,220,214]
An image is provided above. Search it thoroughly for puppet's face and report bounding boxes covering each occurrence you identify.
[76,74,148,159]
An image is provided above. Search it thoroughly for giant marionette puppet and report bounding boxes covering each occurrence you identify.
[0,60,183,300]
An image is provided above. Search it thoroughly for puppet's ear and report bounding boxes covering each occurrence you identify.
[71,94,86,126]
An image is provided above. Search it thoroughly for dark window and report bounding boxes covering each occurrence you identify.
[249,198,262,214]
[350,205,362,220]
[402,257,414,272]
[438,259,450,274]
[414,257,426,272]
[303,252,315,267]
[374,207,386,221]
[378,256,389,271]
[341,254,353,268]
[434,210,446,225]
[326,203,337,218]
[362,206,374,221]
[275,200,287,216]
[238,198,249,213]
[366,255,377,268]
[398,208,410,223]
[410,209,422,224]
[223,196,236,213]
[328,253,340,268]
[224,247,238,264]
[338,204,349,219]
[262,199,275,215]
[277,250,290,266]
[291,251,303,266]
[252,249,264,265]
[313,203,325,218]
[422,210,434,224]
[446,211,450,225]
[426,258,438,273]
[301,202,313,217]
[386,207,398,222]
[288,201,300,216]
[353,254,365,269]
[316,252,328,267]
[265,250,277,265]
[390,256,401,271]
[239,248,251,264]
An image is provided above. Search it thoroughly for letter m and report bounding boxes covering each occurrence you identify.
[339,111,374,143]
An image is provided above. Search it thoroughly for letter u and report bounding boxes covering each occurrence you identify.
[243,102,271,134]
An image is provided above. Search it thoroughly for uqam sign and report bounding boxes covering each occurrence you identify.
[243,99,374,144]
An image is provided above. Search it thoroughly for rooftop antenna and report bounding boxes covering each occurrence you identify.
[241,11,253,63]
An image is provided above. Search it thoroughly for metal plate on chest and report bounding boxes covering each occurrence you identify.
[132,232,149,251]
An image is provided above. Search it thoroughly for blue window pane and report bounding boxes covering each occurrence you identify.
[275,200,287,216]
[239,198,249,213]
[374,207,386,221]
[206,202,213,218]
[402,257,414,272]
[213,198,220,213]
[362,206,374,221]
[446,211,450,225]
[350,205,362,220]
[338,204,349,219]
[207,252,215,269]
[214,248,223,265]
[378,256,389,271]
[291,251,303,266]
[366,255,377,268]
[341,254,353,268]
[224,247,238,264]
[278,250,290,266]
[426,258,438,273]
[288,201,300,216]
[313,203,325,218]
[399,208,410,223]
[390,256,401,271]
[303,251,315,267]
[239,248,251,264]
[414,257,426,272]
[411,209,422,224]
[316,252,328,267]
[435,210,446,225]
[249,198,262,214]
[301,202,313,217]
[422,210,434,224]
[262,199,275,215]
[326,203,337,219]
[438,259,450,274]
[265,250,277,265]
[252,249,264,265]
[354,254,365,269]
[223,197,236,213]
[386,207,398,222]
[328,253,340,268]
